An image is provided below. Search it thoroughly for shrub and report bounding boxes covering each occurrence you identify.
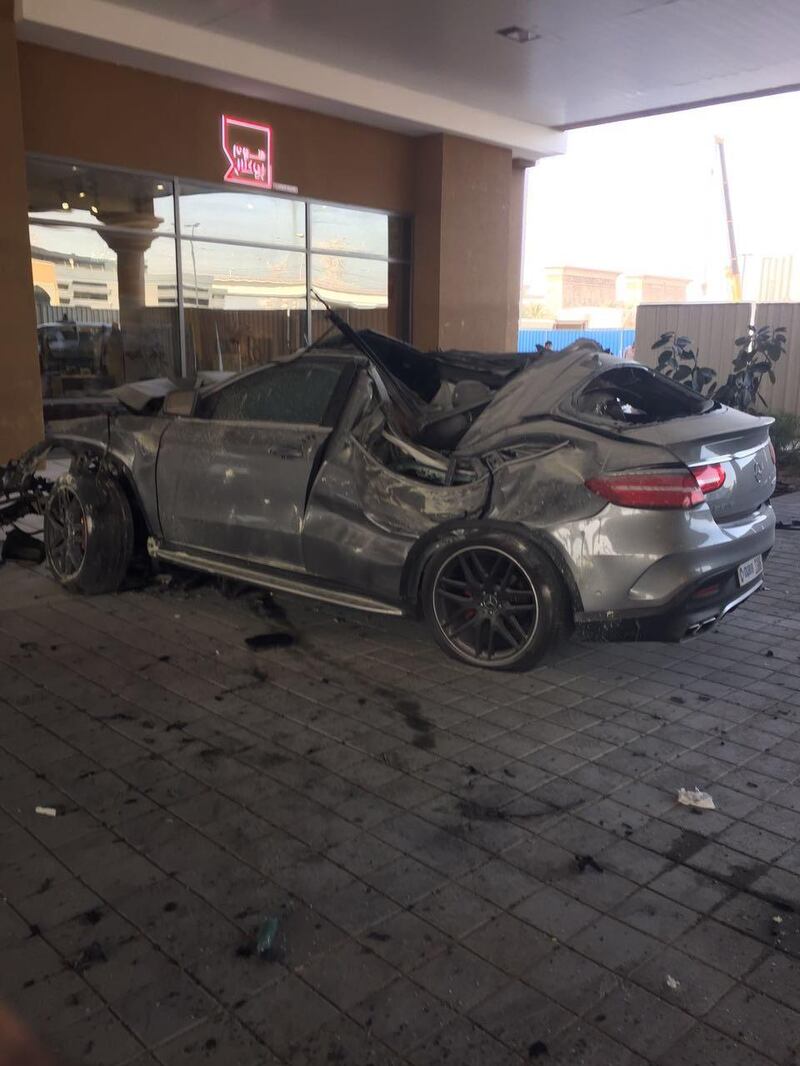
[770,412,800,460]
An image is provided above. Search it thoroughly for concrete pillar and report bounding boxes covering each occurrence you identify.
[411,133,523,353]
[0,1,42,462]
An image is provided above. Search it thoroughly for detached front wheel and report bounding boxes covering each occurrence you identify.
[423,537,567,670]
[44,472,133,594]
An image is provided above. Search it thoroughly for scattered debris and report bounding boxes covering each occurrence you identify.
[366,931,391,942]
[765,649,774,657]
[529,1041,549,1059]
[771,915,784,934]
[575,854,604,874]
[72,942,107,973]
[245,632,296,651]
[677,787,716,811]
[665,974,681,991]
[81,908,103,926]
[256,592,289,624]
[34,805,59,818]
[1,527,45,564]
[256,916,281,960]
[776,519,800,531]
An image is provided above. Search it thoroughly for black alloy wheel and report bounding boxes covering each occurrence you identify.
[45,483,87,579]
[431,545,540,665]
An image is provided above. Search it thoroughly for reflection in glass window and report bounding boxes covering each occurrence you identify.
[27,158,174,232]
[310,254,408,339]
[30,224,180,396]
[179,183,305,246]
[181,241,307,372]
[310,204,389,257]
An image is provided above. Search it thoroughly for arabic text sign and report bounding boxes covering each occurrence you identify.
[221,115,273,189]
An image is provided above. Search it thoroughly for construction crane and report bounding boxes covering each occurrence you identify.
[715,135,742,302]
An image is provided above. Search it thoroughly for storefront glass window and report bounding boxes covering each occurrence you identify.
[27,158,174,232]
[181,241,307,371]
[310,255,387,339]
[310,203,388,257]
[178,183,305,247]
[30,224,181,398]
[27,156,412,411]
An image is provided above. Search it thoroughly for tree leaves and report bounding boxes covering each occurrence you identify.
[652,322,787,409]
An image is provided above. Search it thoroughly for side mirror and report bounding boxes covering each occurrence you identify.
[162,389,197,417]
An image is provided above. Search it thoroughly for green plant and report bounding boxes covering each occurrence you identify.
[770,411,800,460]
[714,326,787,413]
[651,332,717,396]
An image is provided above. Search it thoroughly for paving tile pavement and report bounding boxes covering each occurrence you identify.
[1,493,800,1063]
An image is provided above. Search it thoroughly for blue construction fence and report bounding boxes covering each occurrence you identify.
[518,328,635,357]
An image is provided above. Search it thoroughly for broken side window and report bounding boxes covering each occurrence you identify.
[573,365,712,425]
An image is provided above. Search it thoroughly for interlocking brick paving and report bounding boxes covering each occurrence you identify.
[1,493,800,1064]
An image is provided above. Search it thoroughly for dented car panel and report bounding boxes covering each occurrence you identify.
[302,434,416,602]
[155,417,332,570]
[348,438,490,536]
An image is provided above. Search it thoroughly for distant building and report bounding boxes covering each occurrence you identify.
[522,266,693,332]
[545,266,619,313]
[622,274,690,307]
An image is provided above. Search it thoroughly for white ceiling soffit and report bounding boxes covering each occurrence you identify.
[18,0,800,138]
[13,0,566,163]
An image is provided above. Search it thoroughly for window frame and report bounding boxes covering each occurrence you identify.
[27,153,413,381]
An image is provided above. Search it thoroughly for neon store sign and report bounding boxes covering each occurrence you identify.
[221,115,273,190]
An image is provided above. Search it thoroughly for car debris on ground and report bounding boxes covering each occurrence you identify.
[676,786,716,810]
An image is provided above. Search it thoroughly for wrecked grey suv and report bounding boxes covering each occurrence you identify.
[1,315,776,670]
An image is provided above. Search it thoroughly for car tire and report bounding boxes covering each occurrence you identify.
[44,471,133,595]
[422,534,568,671]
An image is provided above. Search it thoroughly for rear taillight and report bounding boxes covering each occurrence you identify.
[585,472,703,509]
[585,463,726,510]
[692,463,726,493]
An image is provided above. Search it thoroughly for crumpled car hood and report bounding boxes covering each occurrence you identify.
[107,371,233,412]
[457,340,614,453]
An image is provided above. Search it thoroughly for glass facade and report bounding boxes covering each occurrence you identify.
[26,157,411,399]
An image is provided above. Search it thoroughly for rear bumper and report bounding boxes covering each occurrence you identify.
[576,552,769,643]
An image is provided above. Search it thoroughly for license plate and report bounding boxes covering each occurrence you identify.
[737,555,764,587]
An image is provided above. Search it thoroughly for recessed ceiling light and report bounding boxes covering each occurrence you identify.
[90,204,98,214]
[156,183,165,191]
[61,201,70,210]
[497,25,539,43]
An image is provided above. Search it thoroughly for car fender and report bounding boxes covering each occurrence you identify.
[400,518,584,615]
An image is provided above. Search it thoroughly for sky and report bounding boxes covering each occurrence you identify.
[523,89,800,300]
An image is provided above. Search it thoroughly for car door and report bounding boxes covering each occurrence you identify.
[155,358,352,570]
